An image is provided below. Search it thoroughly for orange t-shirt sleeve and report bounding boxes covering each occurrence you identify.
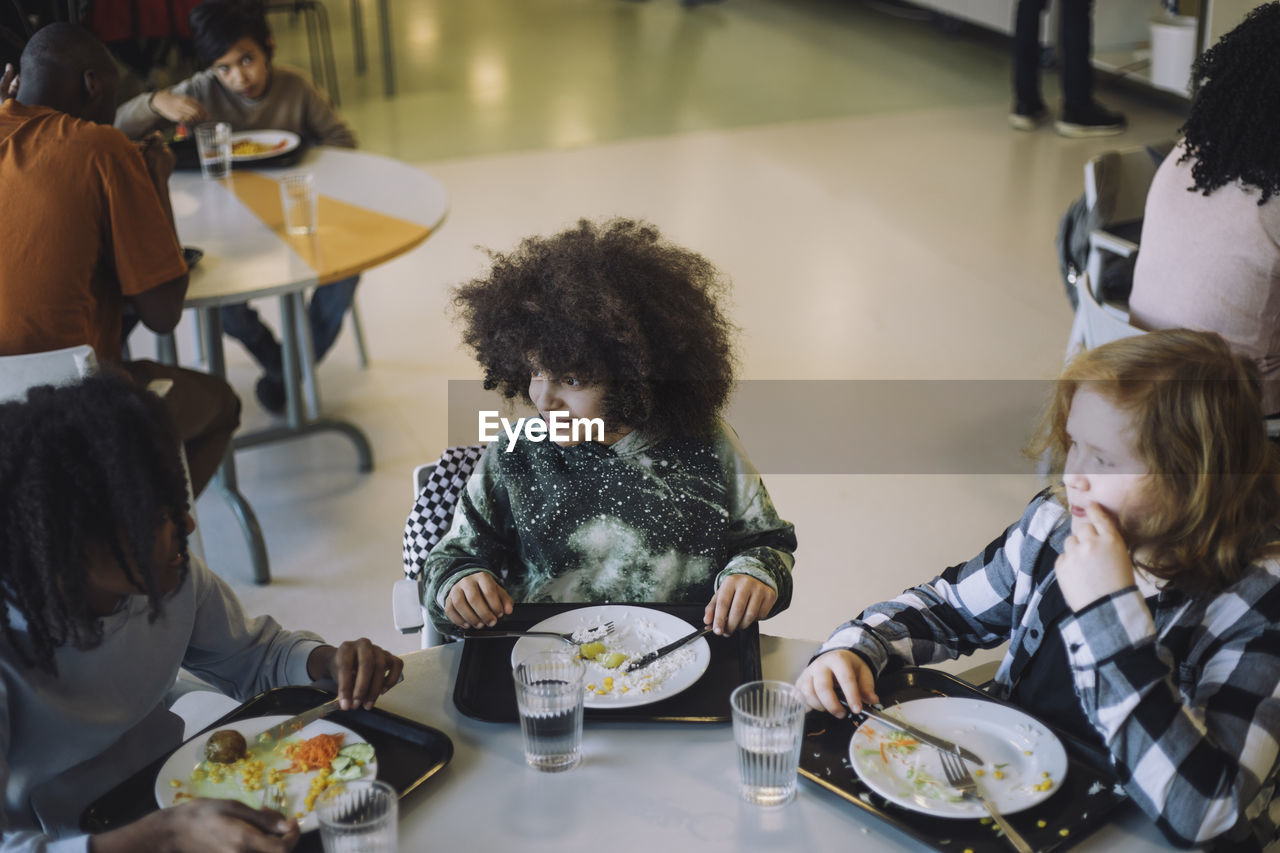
[96,133,188,297]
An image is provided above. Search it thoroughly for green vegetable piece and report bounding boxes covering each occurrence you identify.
[331,755,354,773]
[338,743,375,763]
[578,642,606,660]
[601,652,627,669]
[332,764,363,781]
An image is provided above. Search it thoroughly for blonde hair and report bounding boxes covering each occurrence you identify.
[1028,329,1280,594]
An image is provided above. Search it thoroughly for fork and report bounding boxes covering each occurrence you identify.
[460,620,616,645]
[938,751,1035,853]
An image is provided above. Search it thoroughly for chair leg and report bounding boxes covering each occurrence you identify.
[349,298,369,369]
[350,0,367,74]
[301,5,326,98]
[312,0,341,106]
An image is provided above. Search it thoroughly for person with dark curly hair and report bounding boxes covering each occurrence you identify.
[1129,3,1280,415]
[413,218,795,639]
[0,375,403,852]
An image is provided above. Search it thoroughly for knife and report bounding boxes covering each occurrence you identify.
[248,697,341,752]
[860,705,986,766]
[624,626,712,673]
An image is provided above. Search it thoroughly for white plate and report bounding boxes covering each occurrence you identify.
[510,605,711,709]
[154,714,376,832]
[849,697,1068,818]
[229,130,300,161]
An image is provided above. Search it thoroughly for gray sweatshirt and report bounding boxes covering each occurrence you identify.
[0,556,323,852]
[114,65,356,148]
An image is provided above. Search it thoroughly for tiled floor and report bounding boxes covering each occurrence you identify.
[153,0,1185,669]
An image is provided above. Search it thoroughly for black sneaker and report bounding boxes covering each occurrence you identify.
[1055,102,1126,138]
[255,375,286,415]
[1008,101,1048,131]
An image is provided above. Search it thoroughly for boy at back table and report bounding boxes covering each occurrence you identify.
[115,0,360,416]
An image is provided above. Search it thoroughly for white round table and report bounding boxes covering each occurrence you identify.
[355,637,1180,853]
[168,148,448,583]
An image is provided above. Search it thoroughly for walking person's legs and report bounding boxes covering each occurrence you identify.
[1054,0,1126,137]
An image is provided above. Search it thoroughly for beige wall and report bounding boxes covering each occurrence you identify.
[1207,0,1267,45]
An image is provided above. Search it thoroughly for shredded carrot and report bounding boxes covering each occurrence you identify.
[284,732,344,772]
[880,743,888,763]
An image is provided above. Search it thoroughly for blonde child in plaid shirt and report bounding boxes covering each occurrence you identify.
[800,330,1280,851]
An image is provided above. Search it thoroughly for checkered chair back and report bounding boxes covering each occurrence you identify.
[402,445,485,581]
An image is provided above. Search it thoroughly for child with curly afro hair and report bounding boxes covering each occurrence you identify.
[416,218,796,638]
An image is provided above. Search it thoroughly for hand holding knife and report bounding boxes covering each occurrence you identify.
[624,626,712,673]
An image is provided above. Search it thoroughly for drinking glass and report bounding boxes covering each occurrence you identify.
[316,779,398,853]
[513,650,585,771]
[730,680,806,806]
[195,122,231,180]
[279,171,319,236]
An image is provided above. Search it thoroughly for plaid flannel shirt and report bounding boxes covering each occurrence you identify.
[817,491,1280,850]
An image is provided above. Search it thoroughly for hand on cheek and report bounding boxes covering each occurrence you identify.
[1055,503,1137,611]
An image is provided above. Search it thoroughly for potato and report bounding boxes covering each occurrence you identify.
[578,642,606,660]
[601,652,627,669]
[204,729,248,764]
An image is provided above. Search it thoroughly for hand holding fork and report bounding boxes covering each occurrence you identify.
[460,621,616,646]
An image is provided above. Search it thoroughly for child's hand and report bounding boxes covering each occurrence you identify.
[1,63,17,103]
[703,575,777,636]
[796,650,879,717]
[445,572,513,629]
[1055,503,1138,611]
[150,89,209,124]
[307,639,404,711]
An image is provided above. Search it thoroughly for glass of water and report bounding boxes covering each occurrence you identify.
[279,171,318,236]
[513,650,585,772]
[195,121,230,180]
[730,680,806,806]
[316,779,398,853]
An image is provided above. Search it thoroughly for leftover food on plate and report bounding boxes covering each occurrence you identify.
[203,729,247,764]
[157,716,377,828]
[231,138,288,157]
[848,697,1068,818]
[510,605,712,709]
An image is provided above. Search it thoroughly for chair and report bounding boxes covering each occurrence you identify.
[259,0,341,106]
[1081,142,1173,299]
[0,345,98,401]
[0,345,209,559]
[1066,271,1144,359]
[394,445,484,648]
[1065,273,1280,440]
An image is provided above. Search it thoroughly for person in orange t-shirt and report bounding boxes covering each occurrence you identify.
[0,24,238,495]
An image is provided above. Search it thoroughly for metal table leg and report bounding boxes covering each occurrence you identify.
[198,307,272,585]
[232,291,373,472]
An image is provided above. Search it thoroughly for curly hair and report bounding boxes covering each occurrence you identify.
[1028,330,1280,595]
[1180,2,1280,204]
[0,375,190,675]
[452,218,738,438]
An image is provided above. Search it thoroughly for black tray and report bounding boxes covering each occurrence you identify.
[81,686,452,853]
[171,136,309,171]
[453,602,761,723]
[799,668,1128,853]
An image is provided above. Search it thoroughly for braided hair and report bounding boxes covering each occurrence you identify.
[0,375,190,675]
[1180,2,1280,204]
